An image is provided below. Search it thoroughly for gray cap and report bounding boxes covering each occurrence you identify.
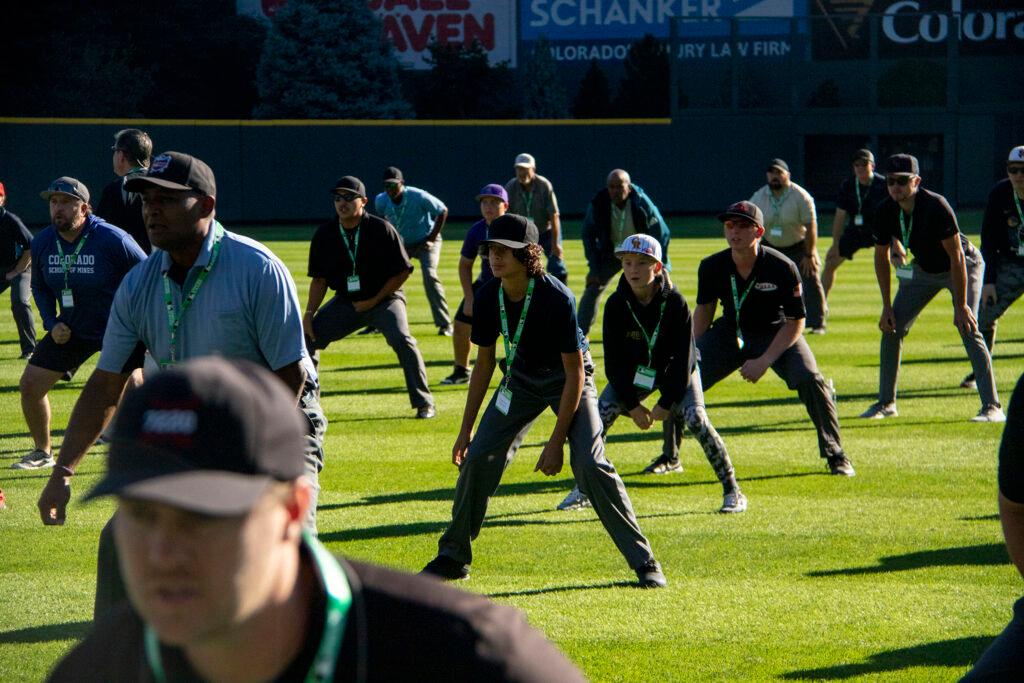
[40,176,90,204]
[514,153,536,168]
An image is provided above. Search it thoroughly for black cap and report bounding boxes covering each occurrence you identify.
[40,176,90,204]
[767,158,790,173]
[85,358,307,516]
[486,213,539,249]
[332,176,366,198]
[124,152,217,197]
[383,166,404,184]
[853,149,875,164]
[885,154,919,176]
[717,200,764,230]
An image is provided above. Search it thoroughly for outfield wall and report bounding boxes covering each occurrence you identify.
[2,113,1021,226]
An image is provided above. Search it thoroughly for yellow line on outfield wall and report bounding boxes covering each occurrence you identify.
[0,117,671,127]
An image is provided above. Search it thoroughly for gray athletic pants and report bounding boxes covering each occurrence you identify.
[0,270,36,355]
[406,238,451,330]
[309,293,433,409]
[961,595,1024,681]
[93,378,327,620]
[764,239,827,329]
[598,369,739,494]
[437,361,655,570]
[978,259,1024,355]
[577,258,622,335]
[878,248,999,408]
[698,322,844,460]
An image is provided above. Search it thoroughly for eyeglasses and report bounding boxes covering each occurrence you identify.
[1007,166,1024,175]
[886,175,914,186]
[332,193,361,202]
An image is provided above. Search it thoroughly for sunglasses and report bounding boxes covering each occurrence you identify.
[1007,166,1024,175]
[886,175,914,186]
[333,193,361,202]
[724,219,757,230]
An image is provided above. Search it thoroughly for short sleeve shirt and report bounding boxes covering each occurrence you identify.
[0,207,32,270]
[307,213,412,303]
[471,274,587,376]
[749,182,816,248]
[836,174,888,231]
[696,245,805,338]
[373,186,446,246]
[99,223,312,376]
[873,188,964,274]
[980,179,1024,283]
[460,219,494,284]
[504,175,559,233]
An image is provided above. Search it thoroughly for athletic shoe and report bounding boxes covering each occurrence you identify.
[960,373,977,389]
[971,405,1006,423]
[859,402,897,419]
[556,486,591,511]
[807,326,827,335]
[357,326,379,335]
[719,491,748,514]
[19,350,33,360]
[827,454,856,476]
[416,405,436,419]
[94,435,111,446]
[10,449,54,470]
[635,559,667,588]
[420,555,470,581]
[438,325,453,336]
[440,368,470,385]
[61,370,74,382]
[642,454,683,475]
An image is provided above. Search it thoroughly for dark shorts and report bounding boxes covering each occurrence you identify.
[838,226,876,260]
[29,333,144,374]
[454,279,488,325]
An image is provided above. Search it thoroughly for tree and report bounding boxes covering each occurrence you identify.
[572,60,613,118]
[412,41,518,119]
[254,0,412,119]
[521,37,568,119]
[612,34,670,117]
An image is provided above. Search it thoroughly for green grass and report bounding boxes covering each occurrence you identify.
[1,213,1020,682]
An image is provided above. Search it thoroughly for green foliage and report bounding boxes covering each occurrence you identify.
[413,41,519,119]
[613,34,670,117]
[573,60,614,118]
[254,0,412,119]
[521,37,569,120]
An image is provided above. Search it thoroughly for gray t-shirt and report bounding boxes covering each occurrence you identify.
[504,175,559,233]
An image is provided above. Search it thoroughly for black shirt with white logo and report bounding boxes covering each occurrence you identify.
[307,213,412,303]
[981,178,1024,284]
[835,173,888,232]
[873,187,969,274]
[696,245,805,339]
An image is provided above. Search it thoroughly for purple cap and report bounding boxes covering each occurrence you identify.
[476,183,508,204]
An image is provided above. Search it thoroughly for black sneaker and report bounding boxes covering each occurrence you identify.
[642,454,683,475]
[416,405,436,419]
[440,368,470,385]
[635,559,667,588]
[960,373,976,389]
[421,555,469,580]
[357,326,379,335]
[827,454,856,477]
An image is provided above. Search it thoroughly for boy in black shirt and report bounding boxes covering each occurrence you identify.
[304,176,434,418]
[694,201,854,476]
[860,154,1003,422]
[421,214,665,588]
[0,182,36,358]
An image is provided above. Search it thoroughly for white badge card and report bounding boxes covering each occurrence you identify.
[61,288,74,308]
[1017,242,1024,257]
[633,365,657,390]
[854,214,864,226]
[737,334,745,350]
[770,226,783,238]
[895,265,914,280]
[495,386,513,415]
[346,275,361,292]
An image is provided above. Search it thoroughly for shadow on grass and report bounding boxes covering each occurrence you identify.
[317,479,576,512]
[960,513,999,522]
[487,580,635,598]
[0,429,65,440]
[623,470,825,488]
[902,352,1024,365]
[781,635,994,680]
[319,386,409,398]
[807,543,1009,577]
[325,359,452,373]
[0,620,91,644]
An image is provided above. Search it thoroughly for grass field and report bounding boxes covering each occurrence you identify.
[0,213,1020,682]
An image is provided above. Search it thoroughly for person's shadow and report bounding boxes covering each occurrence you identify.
[781,635,996,679]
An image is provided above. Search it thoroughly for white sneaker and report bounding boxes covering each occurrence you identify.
[11,449,54,470]
[556,486,591,511]
[860,402,898,419]
[719,491,748,514]
[971,405,1006,423]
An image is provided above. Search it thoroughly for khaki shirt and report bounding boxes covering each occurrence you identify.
[504,175,559,232]
[749,182,816,248]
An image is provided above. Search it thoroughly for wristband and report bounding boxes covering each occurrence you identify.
[54,464,74,477]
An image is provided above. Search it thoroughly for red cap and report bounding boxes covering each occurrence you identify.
[0,182,6,196]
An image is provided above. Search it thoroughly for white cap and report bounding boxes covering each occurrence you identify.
[1009,146,1024,163]
[614,234,662,265]
[514,153,536,168]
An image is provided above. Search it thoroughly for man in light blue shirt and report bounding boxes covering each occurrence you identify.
[373,166,452,335]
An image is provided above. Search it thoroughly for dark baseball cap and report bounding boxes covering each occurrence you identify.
[124,152,217,197]
[332,176,366,198]
[853,149,875,164]
[85,357,307,516]
[383,166,404,184]
[40,176,90,204]
[767,158,790,173]
[885,153,919,176]
[486,213,538,249]
[717,200,765,230]
[475,183,509,204]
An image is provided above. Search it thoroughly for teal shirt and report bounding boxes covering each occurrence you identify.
[373,186,446,246]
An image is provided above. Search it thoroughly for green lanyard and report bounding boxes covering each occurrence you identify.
[339,222,360,275]
[625,298,667,366]
[55,230,90,294]
[389,199,406,233]
[162,223,224,364]
[854,181,865,214]
[144,532,352,683]
[498,278,535,385]
[612,204,628,235]
[523,190,533,217]
[898,209,913,248]
[730,274,757,338]
[1013,192,1024,230]
[769,189,789,225]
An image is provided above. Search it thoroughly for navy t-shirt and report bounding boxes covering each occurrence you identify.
[0,207,32,270]
[307,213,412,303]
[873,188,970,274]
[460,219,494,284]
[471,274,587,376]
[980,178,1024,284]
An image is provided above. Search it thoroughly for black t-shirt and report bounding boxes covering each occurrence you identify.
[835,173,888,231]
[981,178,1024,284]
[308,213,412,303]
[696,245,805,338]
[96,177,151,254]
[999,373,1024,505]
[46,556,586,683]
[0,207,32,270]
[873,187,969,274]
[471,274,587,377]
